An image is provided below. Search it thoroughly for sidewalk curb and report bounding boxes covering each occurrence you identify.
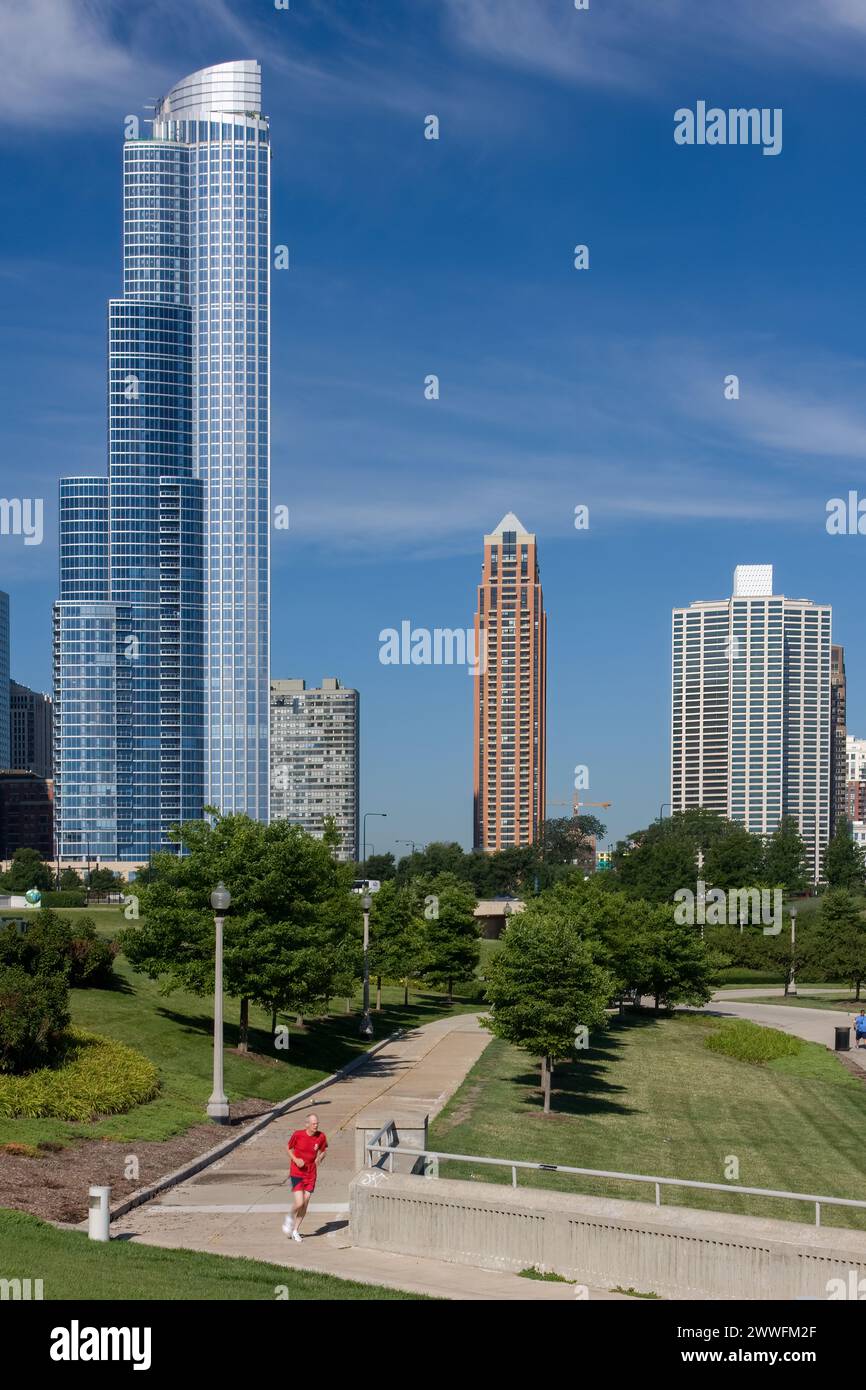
[106,1029,406,1222]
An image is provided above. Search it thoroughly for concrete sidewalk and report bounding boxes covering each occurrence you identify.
[111,1012,621,1299]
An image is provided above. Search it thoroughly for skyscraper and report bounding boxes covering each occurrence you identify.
[473,514,547,851]
[830,645,847,835]
[54,61,270,863]
[10,681,53,779]
[671,565,831,882]
[270,679,359,861]
[0,592,8,769]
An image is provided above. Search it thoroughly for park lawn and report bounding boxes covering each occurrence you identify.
[0,951,479,1149]
[748,993,866,1011]
[0,1208,426,1300]
[429,1011,866,1231]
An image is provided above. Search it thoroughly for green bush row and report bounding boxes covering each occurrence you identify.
[705,1019,802,1064]
[0,1029,160,1120]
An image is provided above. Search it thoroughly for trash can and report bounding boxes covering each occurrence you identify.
[835,1026,851,1052]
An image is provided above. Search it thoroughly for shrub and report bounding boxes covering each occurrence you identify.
[705,1019,802,1064]
[0,1029,160,1120]
[68,924,118,988]
[41,891,87,908]
[0,967,70,1073]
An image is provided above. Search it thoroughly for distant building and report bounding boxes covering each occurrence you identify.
[10,682,53,779]
[270,679,359,862]
[473,514,547,851]
[473,897,525,939]
[0,771,53,860]
[671,565,831,883]
[831,646,847,835]
[0,593,8,770]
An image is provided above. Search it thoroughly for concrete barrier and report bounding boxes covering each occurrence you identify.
[354,1107,429,1175]
[349,1172,866,1300]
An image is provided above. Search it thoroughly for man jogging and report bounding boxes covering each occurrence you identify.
[854,1011,866,1049]
[283,1112,328,1242]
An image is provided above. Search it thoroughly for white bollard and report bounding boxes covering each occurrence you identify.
[88,1185,111,1241]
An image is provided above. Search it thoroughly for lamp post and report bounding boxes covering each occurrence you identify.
[396,839,417,857]
[207,881,231,1123]
[360,892,374,1039]
[789,905,797,997]
[362,811,387,873]
[658,801,671,822]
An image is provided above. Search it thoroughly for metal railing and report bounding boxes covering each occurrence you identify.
[365,1133,866,1229]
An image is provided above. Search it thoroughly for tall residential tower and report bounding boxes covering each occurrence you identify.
[671,565,831,881]
[270,679,360,861]
[54,61,270,863]
[473,514,547,851]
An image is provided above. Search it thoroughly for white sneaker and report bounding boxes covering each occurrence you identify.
[282,1216,294,1236]
[291,1229,302,1243]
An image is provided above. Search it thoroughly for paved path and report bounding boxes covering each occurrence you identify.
[111,1012,622,1300]
[705,992,866,1074]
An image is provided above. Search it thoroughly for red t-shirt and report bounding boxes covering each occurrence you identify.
[287,1129,327,1178]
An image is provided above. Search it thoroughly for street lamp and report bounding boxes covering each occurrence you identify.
[396,839,417,856]
[659,802,671,821]
[207,882,231,1123]
[789,905,797,998]
[362,812,387,872]
[360,892,374,1039]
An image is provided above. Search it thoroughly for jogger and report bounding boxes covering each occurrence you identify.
[283,1112,328,1242]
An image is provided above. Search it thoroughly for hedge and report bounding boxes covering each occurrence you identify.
[705,1018,802,1064]
[0,1029,160,1120]
[41,892,88,908]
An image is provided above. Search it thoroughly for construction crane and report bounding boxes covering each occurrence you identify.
[549,798,612,815]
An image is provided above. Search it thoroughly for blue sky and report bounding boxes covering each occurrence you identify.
[2,0,866,854]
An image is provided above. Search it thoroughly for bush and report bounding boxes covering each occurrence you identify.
[705,1019,802,1064]
[0,1029,160,1119]
[68,923,118,988]
[0,967,70,1074]
[41,891,87,908]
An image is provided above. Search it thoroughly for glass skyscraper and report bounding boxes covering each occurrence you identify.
[671,565,832,882]
[0,591,9,770]
[54,61,270,862]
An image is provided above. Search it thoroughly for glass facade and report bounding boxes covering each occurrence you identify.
[671,570,831,882]
[54,61,269,861]
[0,592,9,769]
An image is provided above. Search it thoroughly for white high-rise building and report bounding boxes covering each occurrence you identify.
[847,736,866,783]
[671,565,832,881]
[270,679,359,861]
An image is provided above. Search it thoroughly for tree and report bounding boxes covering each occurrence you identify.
[539,815,605,874]
[369,881,426,1006]
[607,904,717,1012]
[814,890,866,999]
[59,867,83,890]
[121,813,360,1054]
[822,818,866,891]
[703,826,764,891]
[615,834,697,904]
[762,817,809,895]
[418,875,479,1002]
[0,848,53,893]
[363,853,396,882]
[88,867,121,893]
[482,907,613,1113]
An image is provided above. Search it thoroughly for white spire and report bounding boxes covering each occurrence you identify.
[490,512,529,535]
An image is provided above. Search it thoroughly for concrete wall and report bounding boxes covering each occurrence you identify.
[353,1107,429,1176]
[349,1172,866,1300]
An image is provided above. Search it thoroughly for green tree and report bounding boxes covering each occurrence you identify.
[0,848,53,892]
[762,816,809,894]
[363,853,397,882]
[703,826,765,891]
[121,813,360,1053]
[822,818,866,891]
[58,867,83,891]
[88,867,121,893]
[608,904,717,1012]
[482,907,613,1113]
[369,881,427,1006]
[615,834,697,904]
[814,890,866,999]
[418,874,479,1002]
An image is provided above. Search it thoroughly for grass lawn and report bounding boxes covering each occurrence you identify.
[0,949,479,1149]
[748,993,866,1012]
[429,1010,866,1231]
[0,1208,426,1300]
